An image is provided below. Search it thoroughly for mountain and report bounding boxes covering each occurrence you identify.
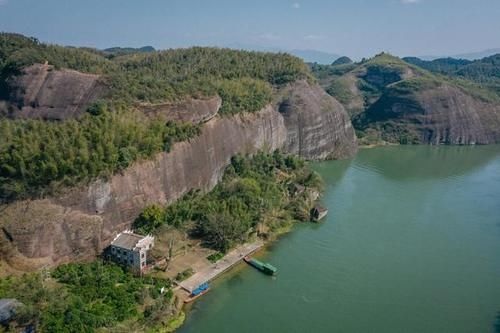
[287,49,341,64]
[0,32,356,273]
[402,57,472,75]
[404,54,500,96]
[311,53,500,145]
[452,48,500,61]
[417,48,500,61]
[102,46,156,57]
[224,43,341,64]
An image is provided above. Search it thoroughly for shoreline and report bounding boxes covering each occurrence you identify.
[171,222,299,331]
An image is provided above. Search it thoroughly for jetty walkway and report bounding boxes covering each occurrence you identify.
[178,240,263,292]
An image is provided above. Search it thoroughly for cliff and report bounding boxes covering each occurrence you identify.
[278,80,357,159]
[313,54,500,145]
[0,63,107,120]
[356,82,500,144]
[0,77,357,270]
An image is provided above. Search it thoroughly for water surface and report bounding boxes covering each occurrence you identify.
[179,146,500,333]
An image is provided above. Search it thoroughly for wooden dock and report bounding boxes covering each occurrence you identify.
[178,240,263,293]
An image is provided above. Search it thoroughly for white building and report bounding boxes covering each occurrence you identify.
[109,230,154,273]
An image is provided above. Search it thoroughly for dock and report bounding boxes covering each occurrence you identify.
[178,240,263,293]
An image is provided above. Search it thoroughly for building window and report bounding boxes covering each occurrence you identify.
[141,253,145,259]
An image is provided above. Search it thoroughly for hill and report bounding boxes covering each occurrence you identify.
[0,33,355,204]
[311,53,500,145]
[404,54,500,96]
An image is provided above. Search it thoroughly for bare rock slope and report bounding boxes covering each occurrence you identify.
[359,84,500,144]
[279,80,357,159]
[0,63,107,120]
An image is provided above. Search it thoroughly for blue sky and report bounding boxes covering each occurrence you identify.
[0,0,499,58]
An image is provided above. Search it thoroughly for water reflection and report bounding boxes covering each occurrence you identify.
[313,157,353,185]
[354,145,500,181]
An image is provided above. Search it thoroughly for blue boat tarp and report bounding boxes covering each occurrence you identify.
[191,282,209,296]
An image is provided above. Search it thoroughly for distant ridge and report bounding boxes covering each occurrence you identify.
[417,48,500,61]
[102,46,156,56]
[224,43,341,64]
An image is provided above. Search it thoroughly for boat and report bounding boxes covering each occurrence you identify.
[184,282,210,303]
[244,256,277,275]
[310,205,328,222]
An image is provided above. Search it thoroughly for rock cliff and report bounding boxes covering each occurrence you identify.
[278,80,357,159]
[314,54,500,145]
[0,77,357,269]
[0,63,107,120]
[357,83,500,144]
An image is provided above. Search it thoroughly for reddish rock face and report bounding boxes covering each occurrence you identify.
[0,106,288,269]
[361,84,500,144]
[1,63,107,120]
[0,69,358,270]
[279,80,358,160]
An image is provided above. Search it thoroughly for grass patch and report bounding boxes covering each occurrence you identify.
[175,268,194,282]
[207,252,225,263]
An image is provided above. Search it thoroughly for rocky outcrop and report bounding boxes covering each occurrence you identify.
[278,80,358,159]
[0,63,107,120]
[139,96,222,124]
[0,76,357,269]
[360,84,500,144]
[0,106,288,267]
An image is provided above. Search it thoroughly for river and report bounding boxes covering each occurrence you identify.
[178,145,500,333]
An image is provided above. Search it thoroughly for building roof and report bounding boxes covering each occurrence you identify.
[111,232,144,250]
[0,299,21,323]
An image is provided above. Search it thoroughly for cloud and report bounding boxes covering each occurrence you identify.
[401,0,421,4]
[292,2,300,9]
[259,33,280,41]
[303,34,326,41]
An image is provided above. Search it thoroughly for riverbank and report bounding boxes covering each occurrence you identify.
[178,145,500,333]
[177,240,263,293]
[157,213,307,331]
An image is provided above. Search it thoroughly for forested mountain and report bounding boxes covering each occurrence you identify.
[0,33,311,203]
[402,57,472,75]
[102,46,156,57]
[310,53,500,145]
[404,54,500,95]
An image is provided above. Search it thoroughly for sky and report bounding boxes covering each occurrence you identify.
[0,0,499,59]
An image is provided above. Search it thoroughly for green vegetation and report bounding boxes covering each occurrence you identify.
[165,311,186,333]
[325,79,353,105]
[0,261,173,332]
[403,54,500,99]
[134,151,323,252]
[309,62,356,81]
[0,33,309,106]
[102,46,156,58]
[0,33,314,201]
[217,78,272,115]
[175,268,194,282]
[403,57,472,75]
[0,108,200,203]
[332,56,353,66]
[207,252,225,263]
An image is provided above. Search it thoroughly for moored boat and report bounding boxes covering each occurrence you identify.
[184,282,210,303]
[244,256,277,275]
[311,205,328,222]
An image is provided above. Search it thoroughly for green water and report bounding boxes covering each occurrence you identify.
[178,146,500,333]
